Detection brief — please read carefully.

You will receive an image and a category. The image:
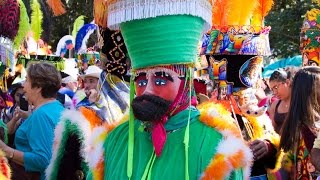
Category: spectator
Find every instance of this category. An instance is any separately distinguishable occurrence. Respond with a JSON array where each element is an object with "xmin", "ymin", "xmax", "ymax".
[
  {"xmin": 0, "ymin": 62, "xmax": 64, "ymax": 180},
  {"xmin": 280, "ymin": 66, "xmax": 320, "ymax": 179}
]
